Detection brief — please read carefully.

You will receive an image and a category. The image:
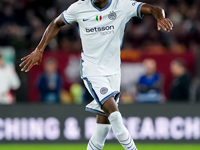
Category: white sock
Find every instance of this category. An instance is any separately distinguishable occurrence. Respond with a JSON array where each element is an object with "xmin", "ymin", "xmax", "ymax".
[
  {"xmin": 87, "ymin": 124, "xmax": 111, "ymax": 150},
  {"xmin": 108, "ymin": 111, "xmax": 137, "ymax": 150}
]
